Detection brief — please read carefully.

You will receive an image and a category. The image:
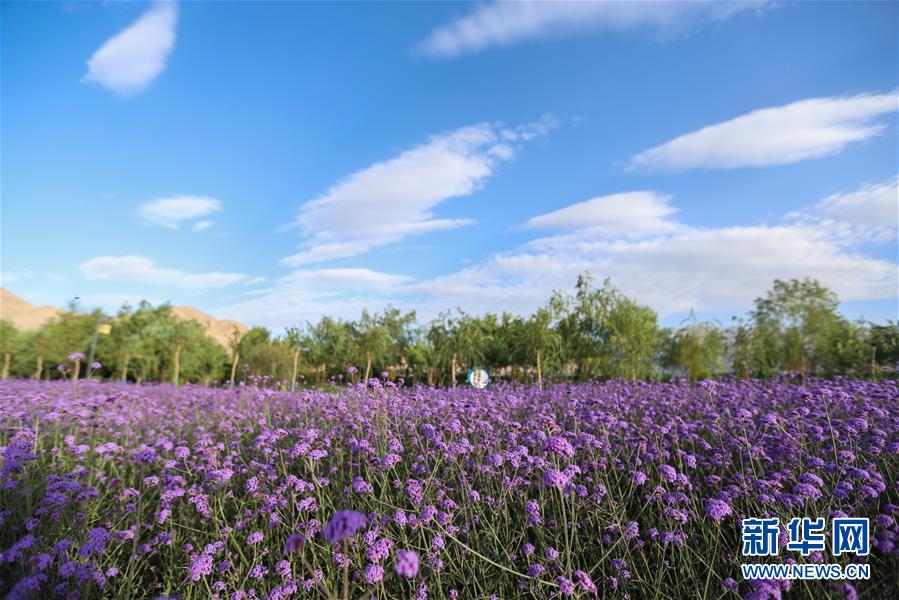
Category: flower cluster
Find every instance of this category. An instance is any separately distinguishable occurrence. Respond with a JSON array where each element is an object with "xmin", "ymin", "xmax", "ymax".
[{"xmin": 0, "ymin": 377, "xmax": 896, "ymax": 599}]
